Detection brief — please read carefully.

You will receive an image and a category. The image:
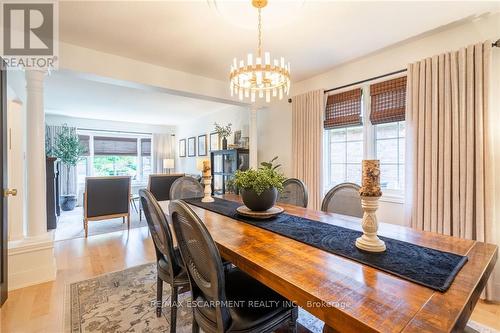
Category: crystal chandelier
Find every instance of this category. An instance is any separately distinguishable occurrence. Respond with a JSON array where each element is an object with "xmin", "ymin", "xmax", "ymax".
[{"xmin": 229, "ymin": 0, "xmax": 290, "ymax": 103}]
